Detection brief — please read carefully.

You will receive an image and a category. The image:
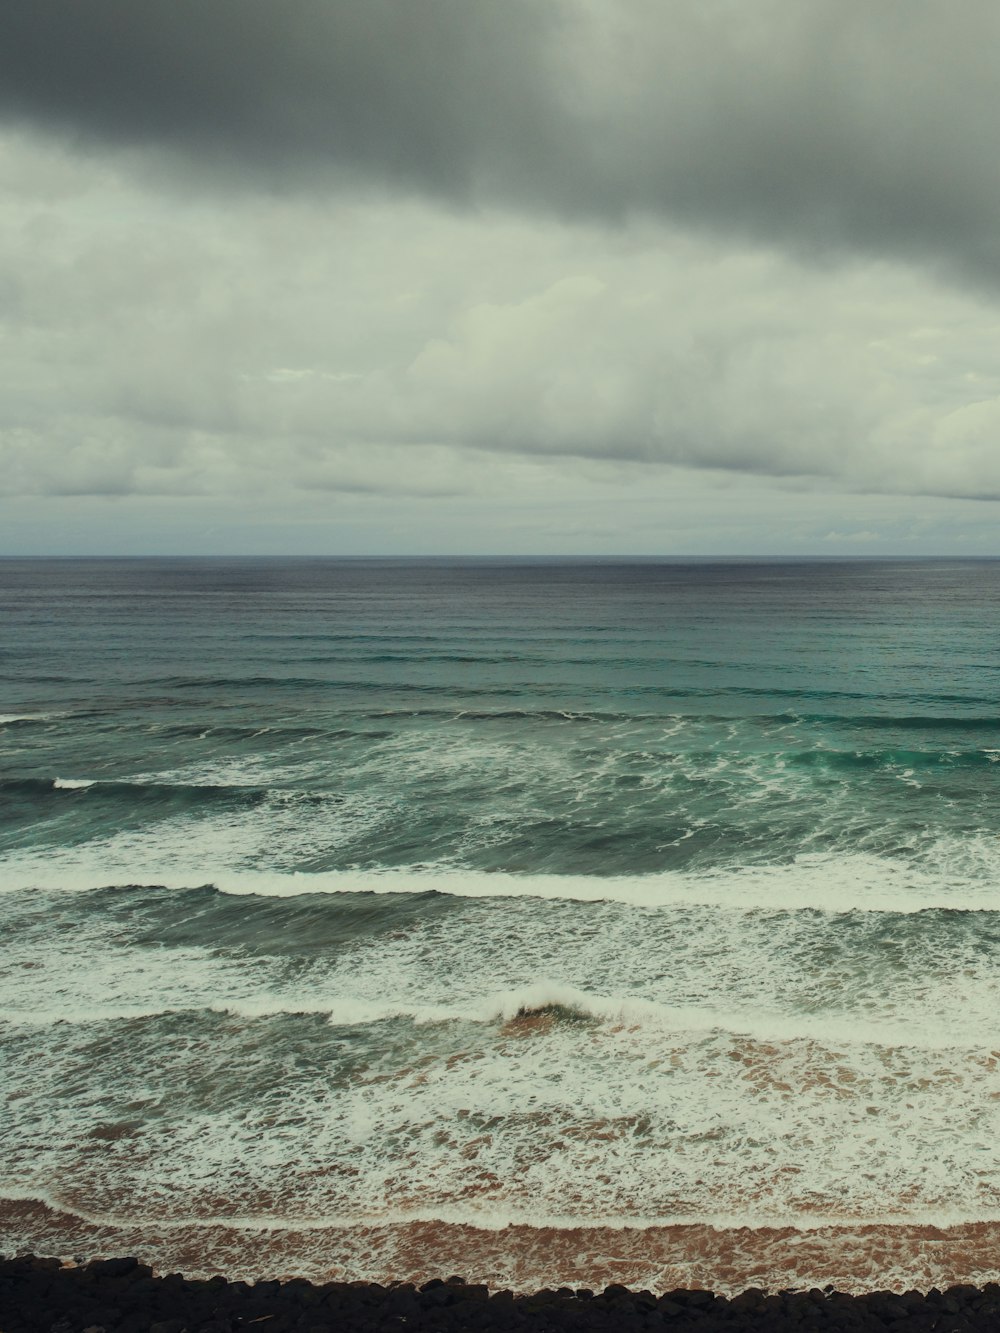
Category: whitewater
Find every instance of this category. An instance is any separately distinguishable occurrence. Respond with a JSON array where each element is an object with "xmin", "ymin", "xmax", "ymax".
[{"xmin": 3, "ymin": 556, "xmax": 1000, "ymax": 1293}]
